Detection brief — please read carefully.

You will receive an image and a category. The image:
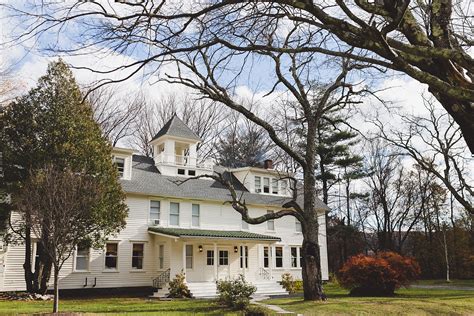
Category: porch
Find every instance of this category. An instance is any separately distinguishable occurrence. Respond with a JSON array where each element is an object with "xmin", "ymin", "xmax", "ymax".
[{"xmin": 148, "ymin": 227, "xmax": 289, "ymax": 297}]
